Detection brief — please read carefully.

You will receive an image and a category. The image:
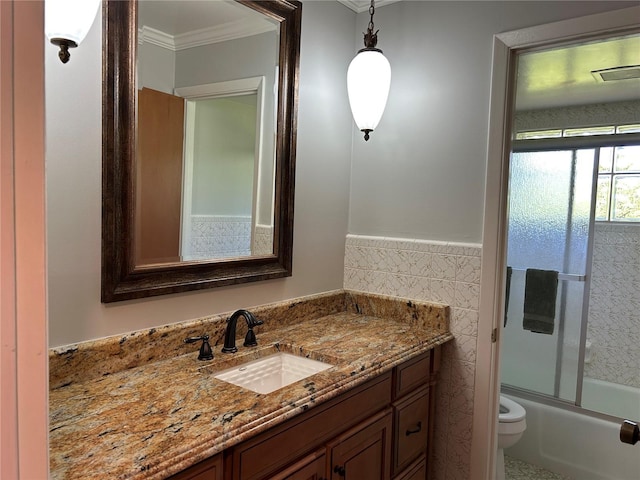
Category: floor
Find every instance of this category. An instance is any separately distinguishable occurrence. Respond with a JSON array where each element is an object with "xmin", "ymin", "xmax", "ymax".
[{"xmin": 505, "ymin": 456, "xmax": 574, "ymax": 480}]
